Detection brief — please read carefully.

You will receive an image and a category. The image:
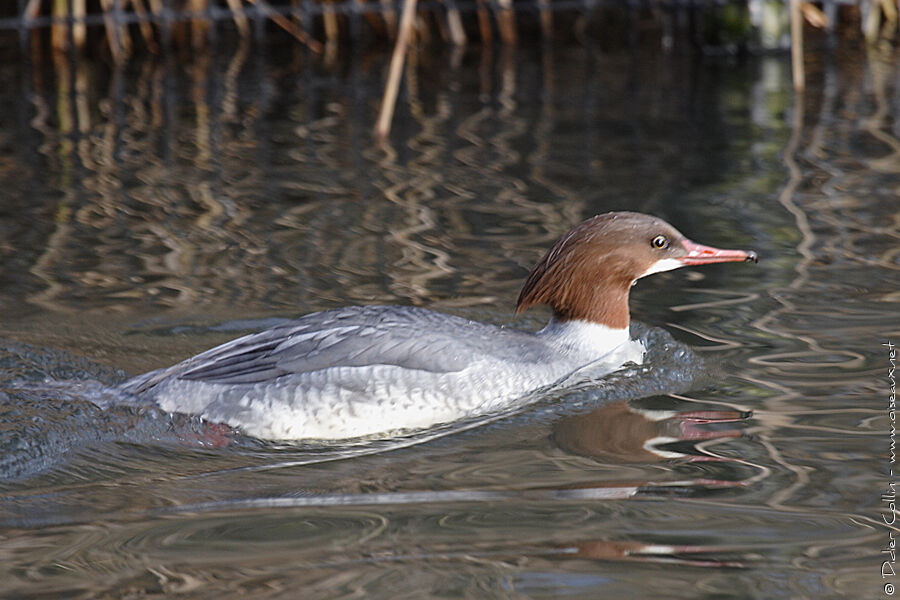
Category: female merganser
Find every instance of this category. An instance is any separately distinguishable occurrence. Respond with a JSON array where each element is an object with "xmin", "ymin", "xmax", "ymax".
[{"xmin": 121, "ymin": 212, "xmax": 757, "ymax": 441}]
